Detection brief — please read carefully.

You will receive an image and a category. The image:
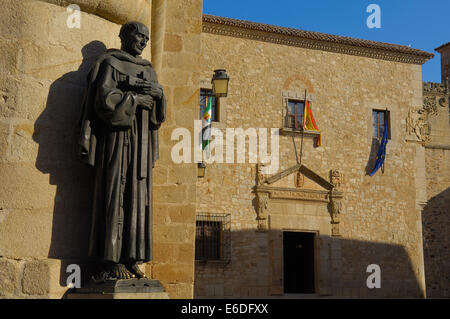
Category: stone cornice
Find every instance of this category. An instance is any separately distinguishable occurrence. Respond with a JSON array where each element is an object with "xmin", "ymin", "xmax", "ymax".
[
  {"xmin": 38, "ymin": 0, "xmax": 151, "ymax": 24},
  {"xmin": 435, "ymin": 42, "xmax": 450, "ymax": 52},
  {"xmin": 202, "ymin": 14, "xmax": 434, "ymax": 65}
]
